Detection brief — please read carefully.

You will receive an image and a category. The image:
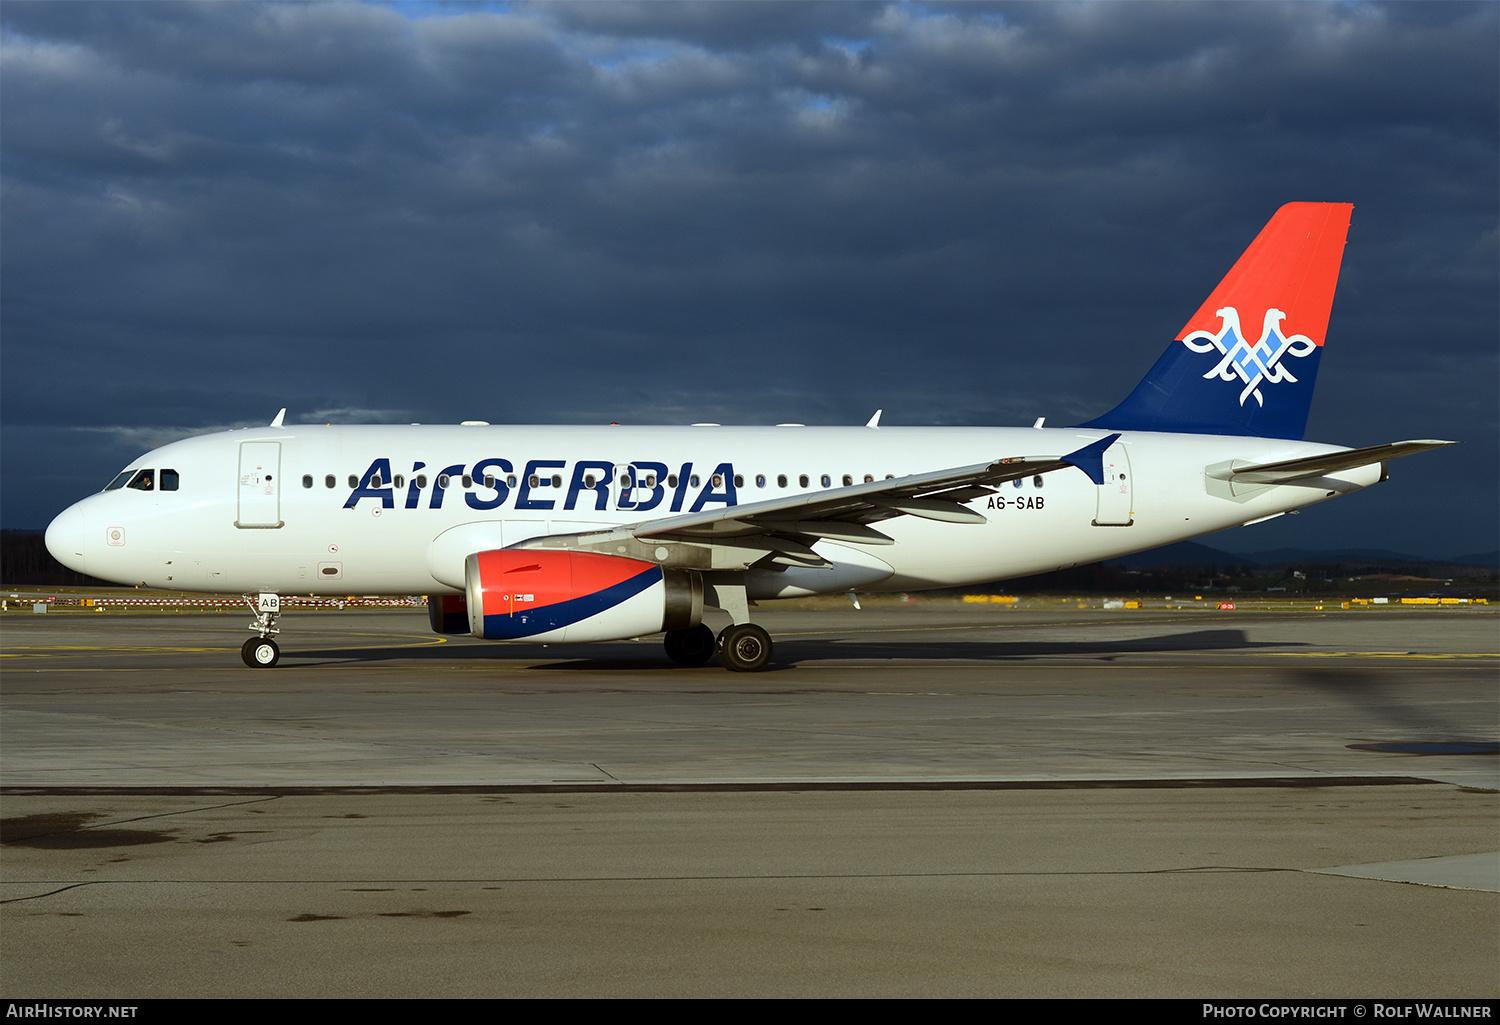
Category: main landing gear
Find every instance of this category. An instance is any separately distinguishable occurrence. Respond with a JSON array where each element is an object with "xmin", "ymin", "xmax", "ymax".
[
  {"xmin": 716, "ymin": 623, "xmax": 773, "ymax": 672},
  {"xmin": 241, "ymin": 592, "xmax": 282, "ymax": 668},
  {"xmin": 663, "ymin": 624, "xmax": 715, "ymax": 666},
  {"xmin": 661, "ymin": 622, "xmax": 774, "ymax": 671},
  {"xmin": 661, "ymin": 575, "xmax": 774, "ymax": 672}
]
